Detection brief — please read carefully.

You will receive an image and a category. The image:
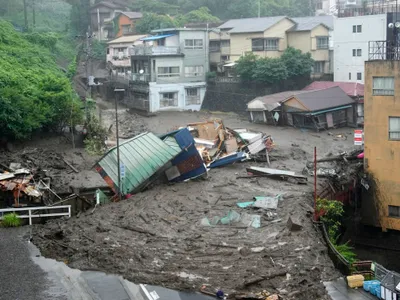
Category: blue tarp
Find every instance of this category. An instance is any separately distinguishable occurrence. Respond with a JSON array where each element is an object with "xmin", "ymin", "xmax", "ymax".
[{"xmin": 140, "ymin": 34, "xmax": 176, "ymax": 41}]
